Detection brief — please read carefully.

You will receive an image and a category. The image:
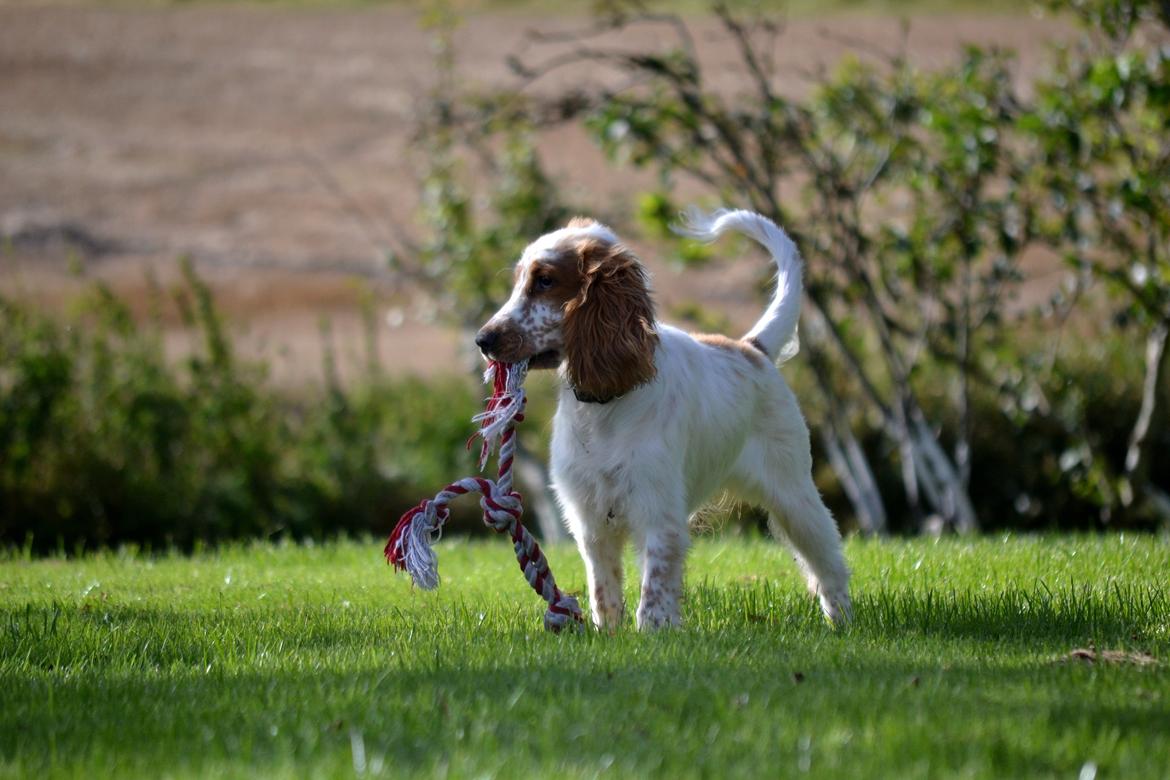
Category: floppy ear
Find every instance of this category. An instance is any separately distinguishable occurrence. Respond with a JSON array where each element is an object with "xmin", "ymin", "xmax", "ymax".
[{"xmin": 562, "ymin": 240, "xmax": 658, "ymax": 400}]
